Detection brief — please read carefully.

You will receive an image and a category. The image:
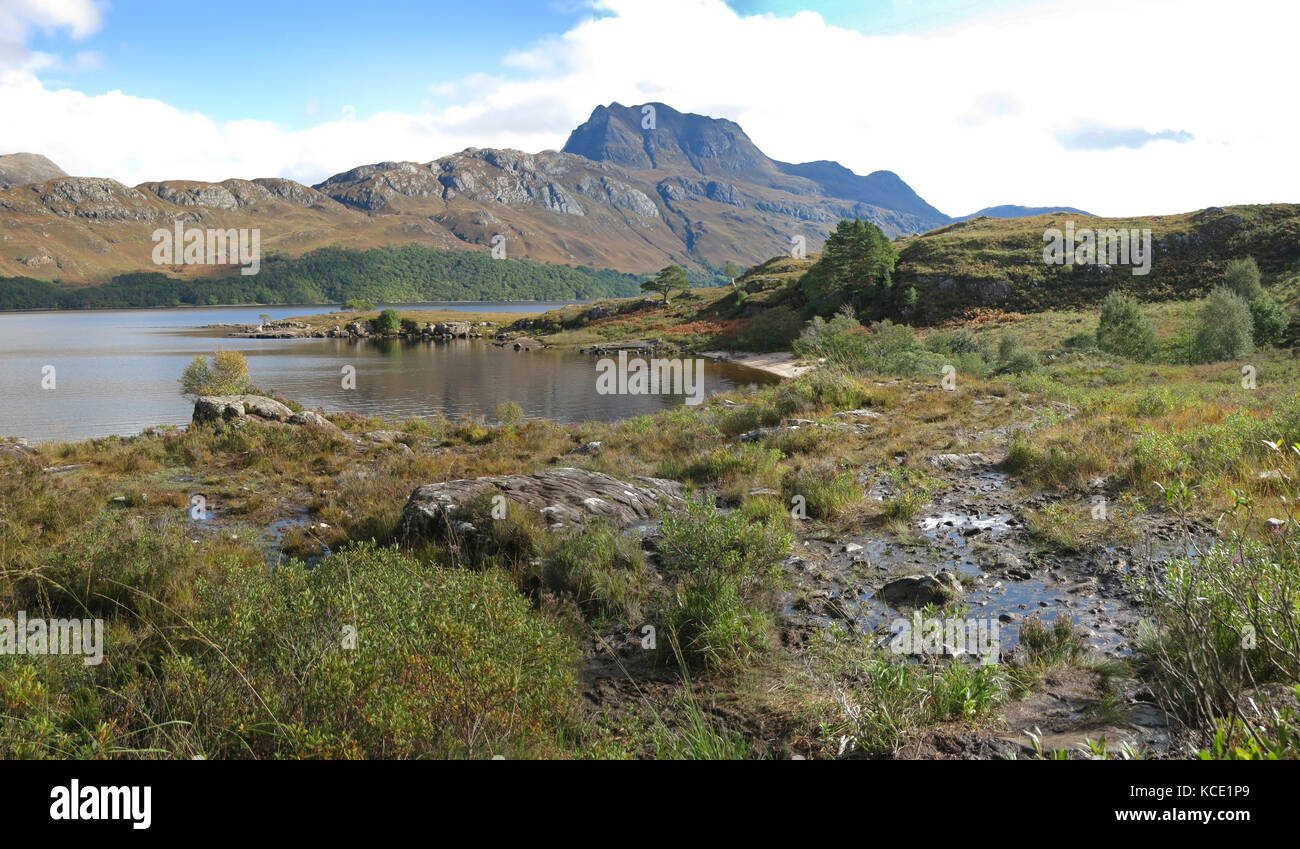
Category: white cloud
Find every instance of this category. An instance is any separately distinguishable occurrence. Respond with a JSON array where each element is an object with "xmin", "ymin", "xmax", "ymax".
[
  {"xmin": 0, "ymin": 0, "xmax": 102, "ymax": 72},
  {"xmin": 0, "ymin": 0, "xmax": 1296, "ymax": 216},
  {"xmin": 0, "ymin": 0, "xmax": 102, "ymax": 40}
]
